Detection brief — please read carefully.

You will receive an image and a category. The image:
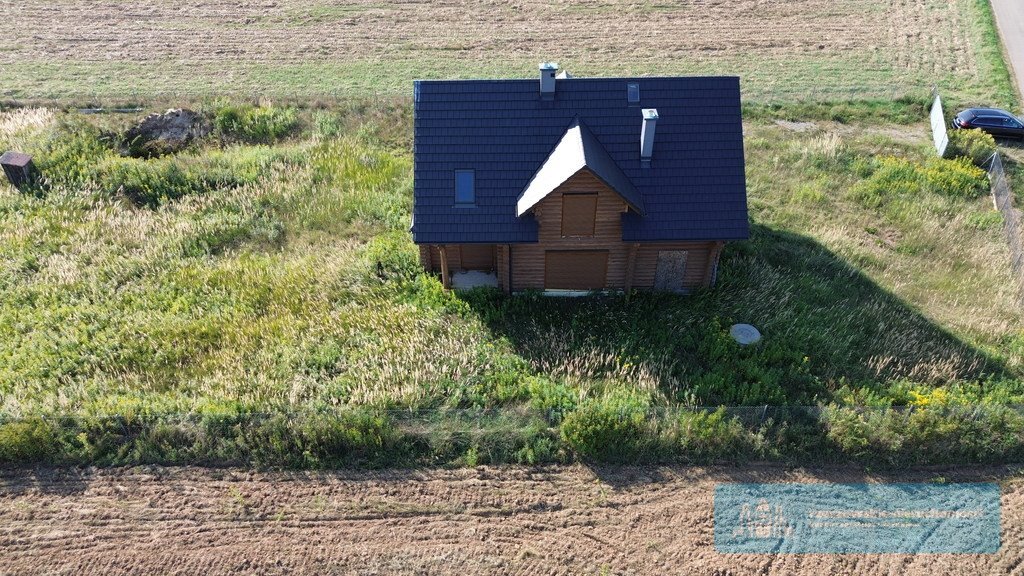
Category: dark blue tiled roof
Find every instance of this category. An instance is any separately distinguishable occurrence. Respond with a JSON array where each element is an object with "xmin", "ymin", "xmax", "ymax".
[{"xmin": 411, "ymin": 75, "xmax": 749, "ymax": 244}]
